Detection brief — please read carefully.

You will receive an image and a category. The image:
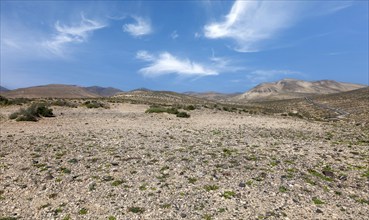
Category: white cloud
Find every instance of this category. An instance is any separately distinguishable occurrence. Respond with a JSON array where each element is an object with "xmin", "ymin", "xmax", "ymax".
[
  {"xmin": 136, "ymin": 50, "xmax": 155, "ymax": 61},
  {"xmin": 136, "ymin": 51, "xmax": 218, "ymax": 77},
  {"xmin": 203, "ymin": 0, "xmax": 352, "ymax": 52},
  {"xmin": 44, "ymin": 14, "xmax": 106, "ymax": 56},
  {"xmin": 123, "ymin": 16, "xmax": 152, "ymax": 37},
  {"xmin": 170, "ymin": 30, "xmax": 179, "ymax": 39}
]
